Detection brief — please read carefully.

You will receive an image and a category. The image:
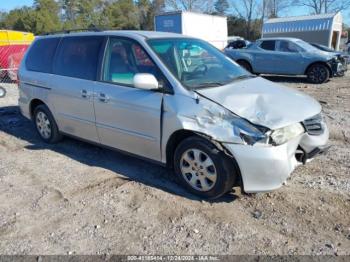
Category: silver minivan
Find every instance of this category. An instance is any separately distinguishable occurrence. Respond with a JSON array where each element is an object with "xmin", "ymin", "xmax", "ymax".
[{"xmin": 19, "ymin": 31, "xmax": 329, "ymax": 199}]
